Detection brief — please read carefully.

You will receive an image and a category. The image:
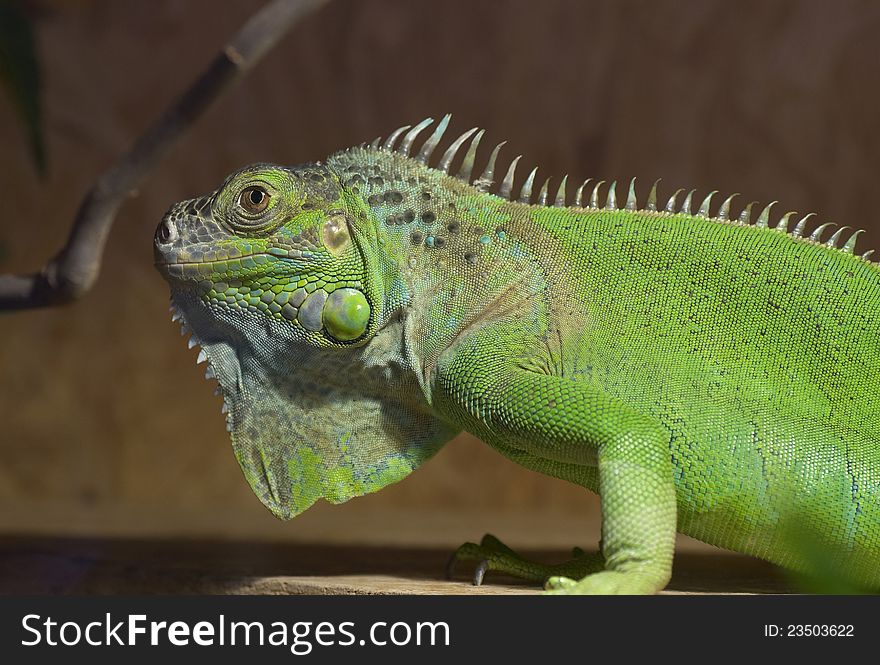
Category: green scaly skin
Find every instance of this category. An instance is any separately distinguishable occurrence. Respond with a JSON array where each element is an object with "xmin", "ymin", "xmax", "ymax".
[{"xmin": 155, "ymin": 116, "xmax": 880, "ymax": 594}]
